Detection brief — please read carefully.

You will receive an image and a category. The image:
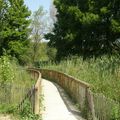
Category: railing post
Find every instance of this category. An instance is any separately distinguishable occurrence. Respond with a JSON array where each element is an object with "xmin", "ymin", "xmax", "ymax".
[
  {"xmin": 34, "ymin": 79, "xmax": 40, "ymax": 114},
  {"xmin": 30, "ymin": 86, "xmax": 35, "ymax": 113},
  {"xmin": 86, "ymin": 88, "xmax": 96, "ymax": 120}
]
